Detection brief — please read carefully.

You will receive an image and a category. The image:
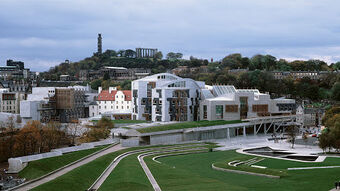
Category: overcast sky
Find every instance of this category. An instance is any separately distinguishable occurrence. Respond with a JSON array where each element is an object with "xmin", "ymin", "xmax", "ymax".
[{"xmin": 0, "ymin": 0, "xmax": 340, "ymax": 71}]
